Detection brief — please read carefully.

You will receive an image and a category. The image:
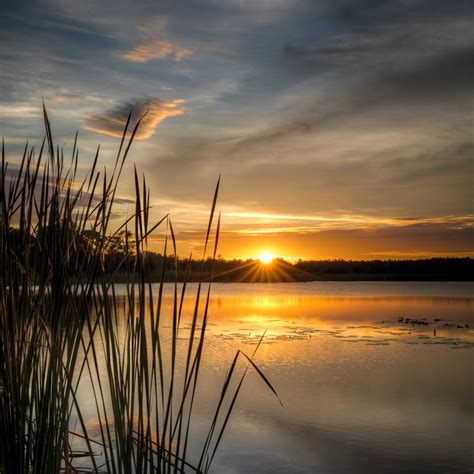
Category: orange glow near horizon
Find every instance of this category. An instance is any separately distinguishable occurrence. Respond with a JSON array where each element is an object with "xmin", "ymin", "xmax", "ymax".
[{"xmin": 143, "ymin": 214, "xmax": 474, "ymax": 261}]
